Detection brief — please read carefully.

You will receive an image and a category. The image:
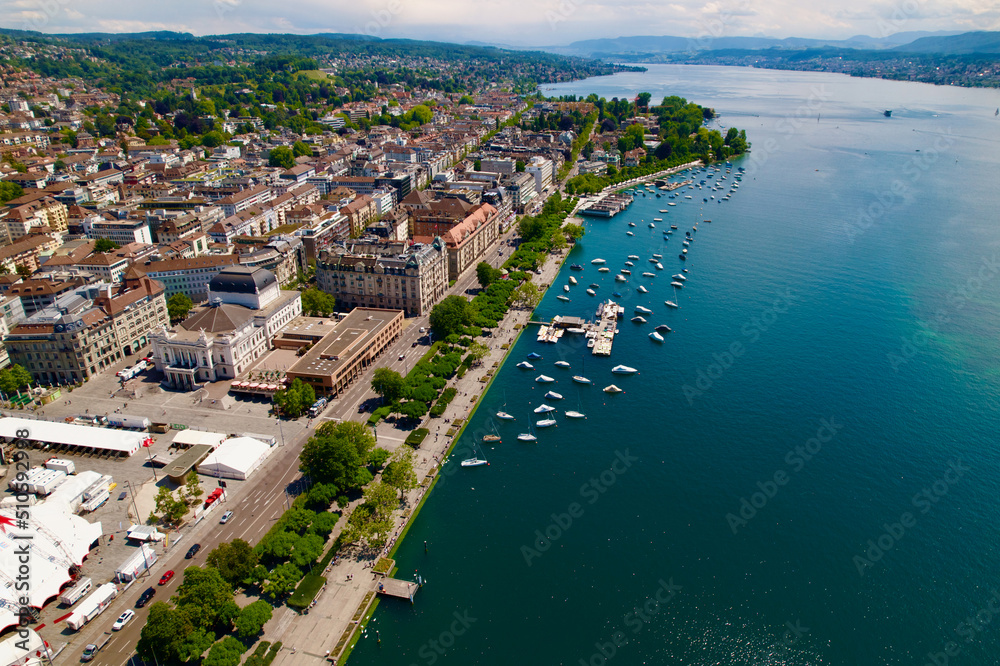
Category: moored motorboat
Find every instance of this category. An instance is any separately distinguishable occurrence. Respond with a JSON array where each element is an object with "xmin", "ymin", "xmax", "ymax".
[
  {"xmin": 642, "ymin": 272, "xmax": 655, "ymax": 277},
  {"xmin": 655, "ymin": 263, "xmax": 664, "ymax": 270},
  {"xmin": 572, "ymin": 375, "xmax": 592, "ymax": 384},
  {"xmin": 603, "ymin": 384, "xmax": 623, "ymax": 394},
  {"xmin": 671, "ymin": 281, "xmax": 684, "ymax": 288},
  {"xmin": 554, "ymin": 361, "xmax": 571, "ymax": 368},
  {"xmin": 544, "ymin": 391, "xmax": 564, "ymax": 400},
  {"xmin": 557, "ymin": 295, "xmax": 571, "ymax": 302},
  {"xmin": 649, "ymin": 331, "xmax": 664, "ymax": 342},
  {"xmin": 570, "ymin": 264, "xmax": 584, "ymax": 271},
  {"xmin": 615, "ymin": 275, "xmax": 627, "ymax": 282},
  {"xmin": 631, "ymin": 316, "xmax": 647, "ymax": 323},
  {"xmin": 569, "ymin": 276, "xmax": 578, "ymax": 285},
  {"xmin": 586, "ymin": 288, "xmax": 596, "ymax": 296},
  {"xmin": 637, "ymin": 285, "xmax": 648, "ymax": 293},
  {"xmin": 598, "ymin": 267, "xmax": 610, "ymax": 272},
  {"xmin": 626, "ymin": 231, "xmax": 634, "ymax": 236},
  {"xmin": 534, "ymin": 404, "xmax": 556, "ymax": 413},
  {"xmin": 564, "ymin": 285, "xmax": 570, "ymax": 292},
  {"xmin": 628, "ymin": 255, "xmax": 640, "ymax": 260},
  {"xmin": 461, "ymin": 457, "xmax": 488, "ymax": 467},
  {"xmin": 527, "ymin": 352, "xmax": 542, "ymax": 359},
  {"xmin": 612, "ymin": 365, "xmax": 638, "ymax": 374},
  {"xmin": 655, "ymin": 325, "xmax": 672, "ymax": 333},
  {"xmin": 635, "ymin": 305, "xmax": 652, "ymax": 314},
  {"xmin": 565, "ymin": 410, "xmax": 586, "ymax": 419},
  {"xmin": 672, "ymin": 273, "xmax": 686, "ymax": 281},
  {"xmin": 591, "ymin": 258, "xmax": 606, "ymax": 265},
  {"xmin": 536, "ymin": 374, "xmax": 555, "ymax": 383},
  {"xmin": 516, "ymin": 361, "xmax": 534, "ymax": 369}
]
